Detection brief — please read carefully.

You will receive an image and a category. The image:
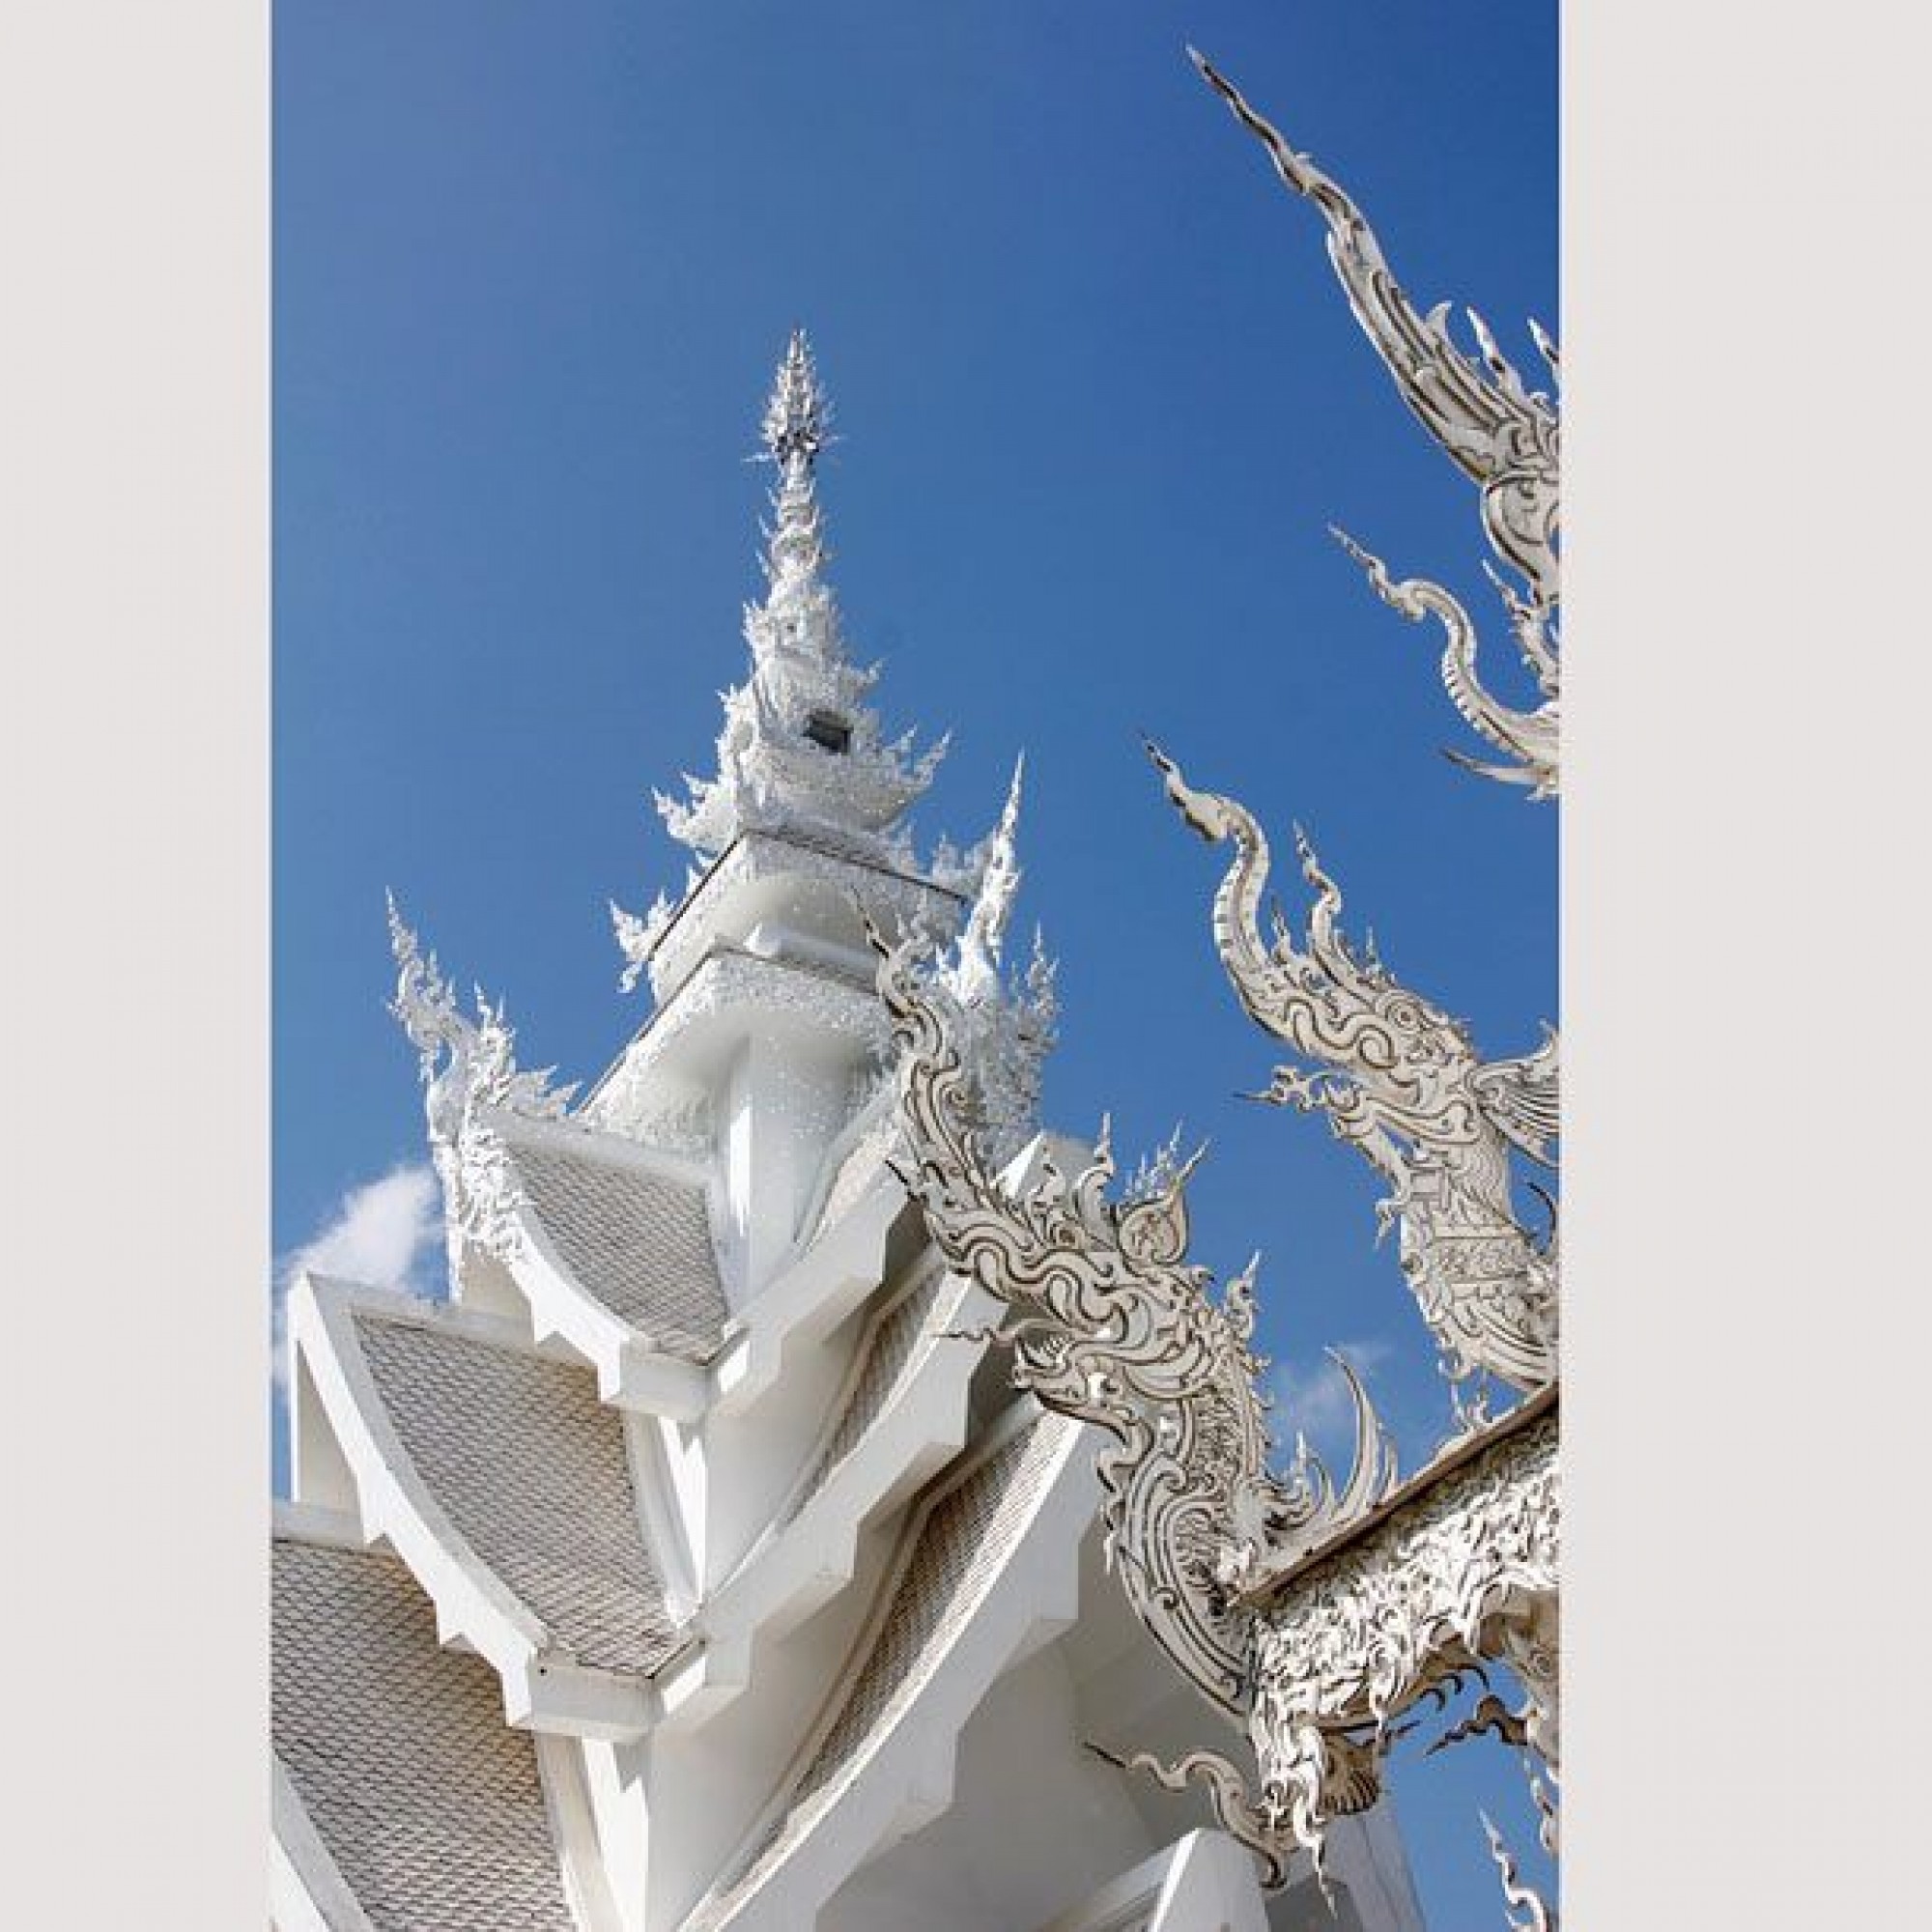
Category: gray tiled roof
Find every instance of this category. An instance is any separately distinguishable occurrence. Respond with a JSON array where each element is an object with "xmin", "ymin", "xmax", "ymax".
[
  {"xmin": 810, "ymin": 1111, "xmax": 896, "ymax": 1244},
  {"xmin": 785, "ymin": 1265, "xmax": 963, "ymax": 1523},
  {"xmin": 704, "ymin": 1410, "xmax": 1074, "ymax": 1919},
  {"xmin": 272, "ymin": 1535, "xmax": 575, "ymax": 1932},
  {"xmin": 352, "ymin": 1307, "xmax": 681, "ymax": 1676},
  {"xmin": 515, "ymin": 1138, "xmax": 728, "ymax": 1362}
]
